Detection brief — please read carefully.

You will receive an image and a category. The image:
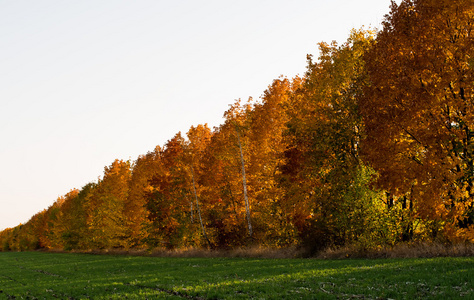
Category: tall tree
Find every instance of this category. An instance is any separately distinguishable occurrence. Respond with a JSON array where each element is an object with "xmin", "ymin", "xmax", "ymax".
[
  {"xmin": 125, "ymin": 147, "xmax": 162, "ymax": 248},
  {"xmin": 198, "ymin": 124, "xmax": 246, "ymax": 247},
  {"xmin": 86, "ymin": 159, "xmax": 131, "ymax": 249},
  {"xmin": 223, "ymin": 100, "xmax": 254, "ymax": 240},
  {"xmin": 51, "ymin": 189, "xmax": 83, "ymax": 250},
  {"xmin": 285, "ymin": 29, "xmax": 385, "ymax": 250},
  {"xmin": 360, "ymin": 0, "xmax": 474, "ymax": 240},
  {"xmin": 247, "ymin": 77, "xmax": 303, "ymax": 246},
  {"xmin": 145, "ymin": 134, "xmax": 188, "ymax": 248},
  {"xmin": 186, "ymin": 124, "xmax": 213, "ymax": 247}
]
